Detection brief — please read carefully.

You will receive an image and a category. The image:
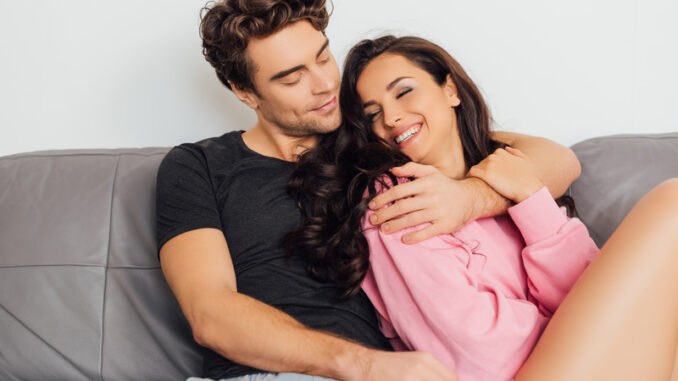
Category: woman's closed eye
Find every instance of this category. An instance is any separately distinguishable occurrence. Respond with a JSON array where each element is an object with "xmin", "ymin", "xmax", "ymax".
[
  {"xmin": 366, "ymin": 110, "xmax": 381, "ymax": 123},
  {"xmin": 396, "ymin": 87, "xmax": 412, "ymax": 99}
]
